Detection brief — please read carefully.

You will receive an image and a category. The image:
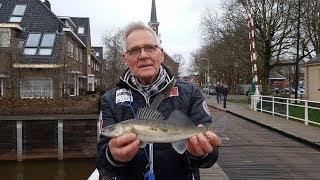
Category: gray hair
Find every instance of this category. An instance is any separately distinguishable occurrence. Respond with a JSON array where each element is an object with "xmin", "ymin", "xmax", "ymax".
[{"xmin": 121, "ymin": 21, "xmax": 161, "ymax": 53}]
